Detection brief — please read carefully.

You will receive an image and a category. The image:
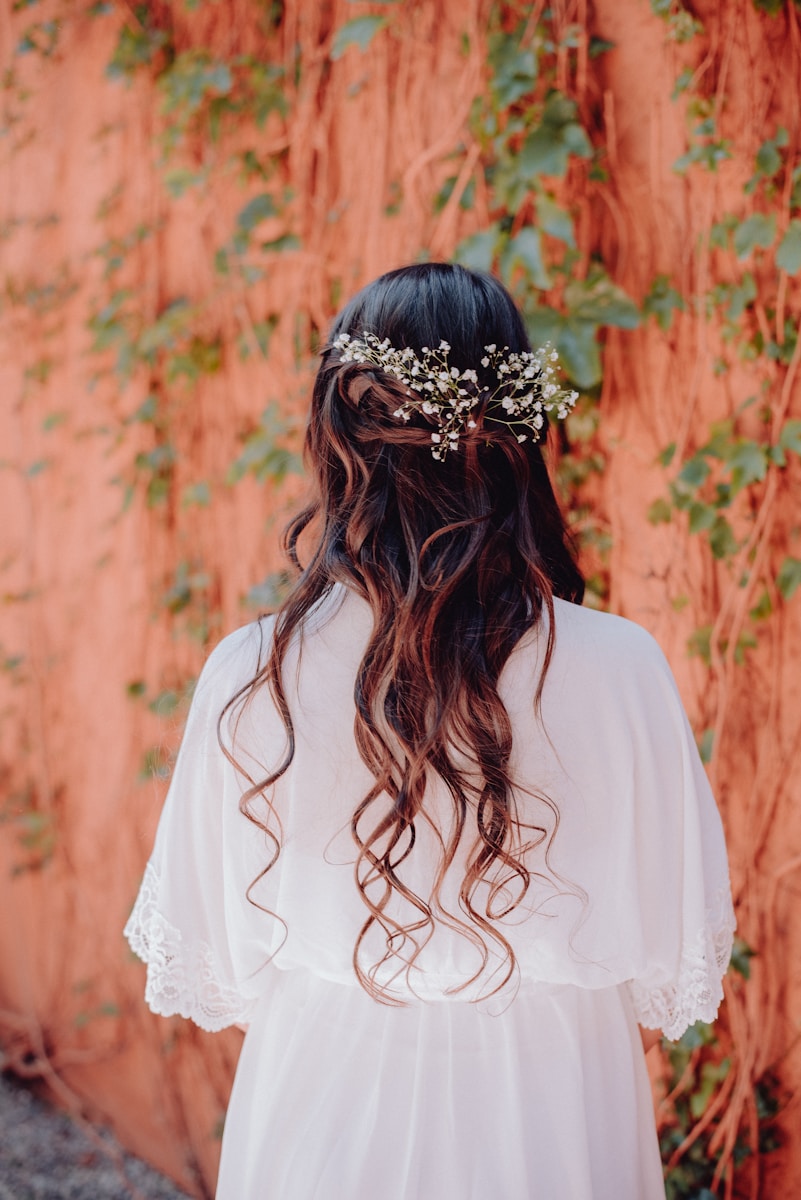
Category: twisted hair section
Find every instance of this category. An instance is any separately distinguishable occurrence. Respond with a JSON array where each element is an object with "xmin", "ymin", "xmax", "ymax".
[{"xmin": 224, "ymin": 264, "xmax": 585, "ymax": 1002}]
